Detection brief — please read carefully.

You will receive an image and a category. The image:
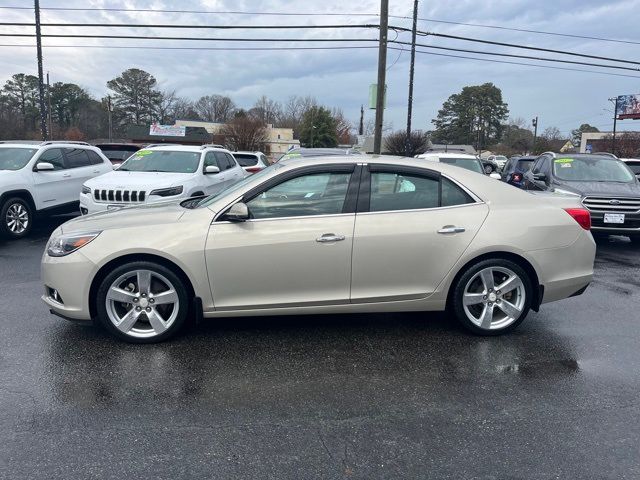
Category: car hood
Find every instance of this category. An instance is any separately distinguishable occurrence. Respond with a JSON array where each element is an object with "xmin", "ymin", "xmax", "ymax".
[
  {"xmin": 554, "ymin": 180, "xmax": 640, "ymax": 197},
  {"xmin": 60, "ymin": 201, "xmax": 186, "ymax": 234},
  {"xmin": 85, "ymin": 171, "xmax": 195, "ymax": 190}
]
